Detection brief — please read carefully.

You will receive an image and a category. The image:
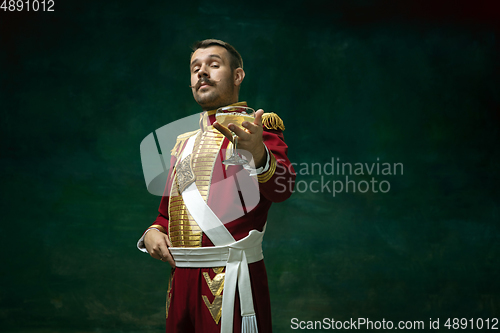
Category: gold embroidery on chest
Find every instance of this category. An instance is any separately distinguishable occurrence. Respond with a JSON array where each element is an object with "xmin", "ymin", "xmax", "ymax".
[
  {"xmin": 167, "ymin": 128, "xmax": 224, "ymax": 248},
  {"xmin": 192, "ymin": 129, "xmax": 224, "ymax": 201},
  {"xmin": 176, "ymin": 154, "xmax": 195, "ymax": 193},
  {"xmin": 168, "ymin": 187, "xmax": 202, "ymax": 247}
]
